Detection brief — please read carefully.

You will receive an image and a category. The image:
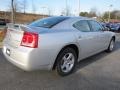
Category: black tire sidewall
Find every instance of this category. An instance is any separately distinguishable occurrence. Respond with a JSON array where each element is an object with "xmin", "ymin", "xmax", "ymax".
[
  {"xmin": 107, "ymin": 38, "xmax": 115, "ymax": 52},
  {"xmin": 56, "ymin": 48, "xmax": 77, "ymax": 76}
]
